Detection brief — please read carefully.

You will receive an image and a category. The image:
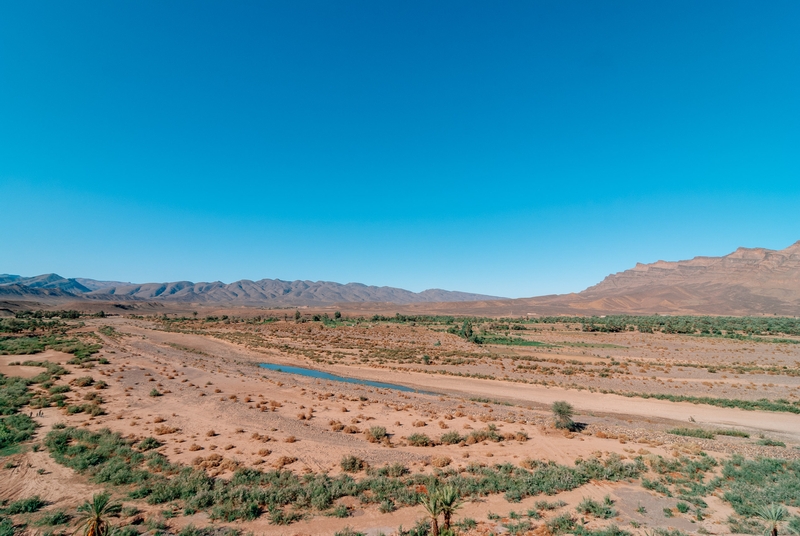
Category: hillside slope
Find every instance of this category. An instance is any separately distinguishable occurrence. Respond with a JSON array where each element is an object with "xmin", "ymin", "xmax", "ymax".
[{"xmin": 0, "ymin": 274, "xmax": 502, "ymax": 305}]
